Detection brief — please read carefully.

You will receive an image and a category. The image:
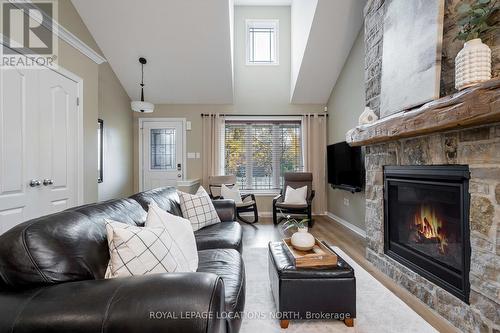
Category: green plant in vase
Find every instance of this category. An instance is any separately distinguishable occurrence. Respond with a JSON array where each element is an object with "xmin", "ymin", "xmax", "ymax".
[
  {"xmin": 281, "ymin": 216, "xmax": 309, "ymax": 237},
  {"xmin": 281, "ymin": 216, "xmax": 315, "ymax": 251},
  {"xmin": 456, "ymin": 0, "xmax": 498, "ymax": 42},
  {"xmin": 454, "ymin": 0, "xmax": 498, "ymax": 90}
]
